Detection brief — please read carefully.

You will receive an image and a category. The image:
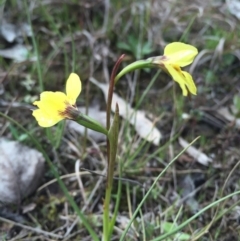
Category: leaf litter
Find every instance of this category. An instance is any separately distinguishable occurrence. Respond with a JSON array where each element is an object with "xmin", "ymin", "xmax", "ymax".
[
  {"xmin": 0, "ymin": 20, "xmax": 32, "ymax": 43},
  {"xmin": 0, "ymin": 19, "xmax": 35, "ymax": 62}
]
